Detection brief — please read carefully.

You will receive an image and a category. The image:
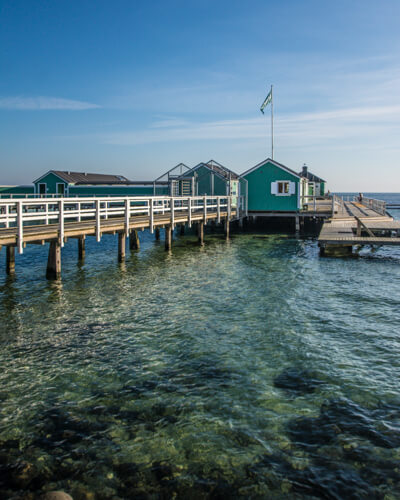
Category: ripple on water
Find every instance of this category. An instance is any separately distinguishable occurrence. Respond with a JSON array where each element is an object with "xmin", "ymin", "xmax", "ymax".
[{"xmin": 0, "ymin": 232, "xmax": 400, "ymax": 498}]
